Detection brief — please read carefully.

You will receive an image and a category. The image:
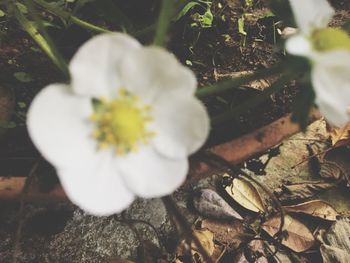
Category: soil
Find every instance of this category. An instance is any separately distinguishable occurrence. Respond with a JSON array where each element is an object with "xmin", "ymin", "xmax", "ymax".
[{"xmin": 0, "ymin": 0, "xmax": 349, "ymax": 262}]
